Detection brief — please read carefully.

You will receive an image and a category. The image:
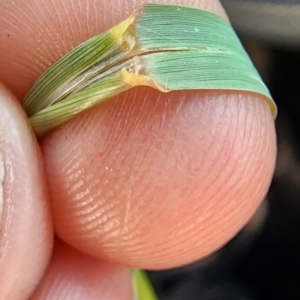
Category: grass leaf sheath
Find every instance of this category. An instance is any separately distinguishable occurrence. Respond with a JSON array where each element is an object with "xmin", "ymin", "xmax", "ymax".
[{"xmin": 22, "ymin": 4, "xmax": 277, "ymax": 137}]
